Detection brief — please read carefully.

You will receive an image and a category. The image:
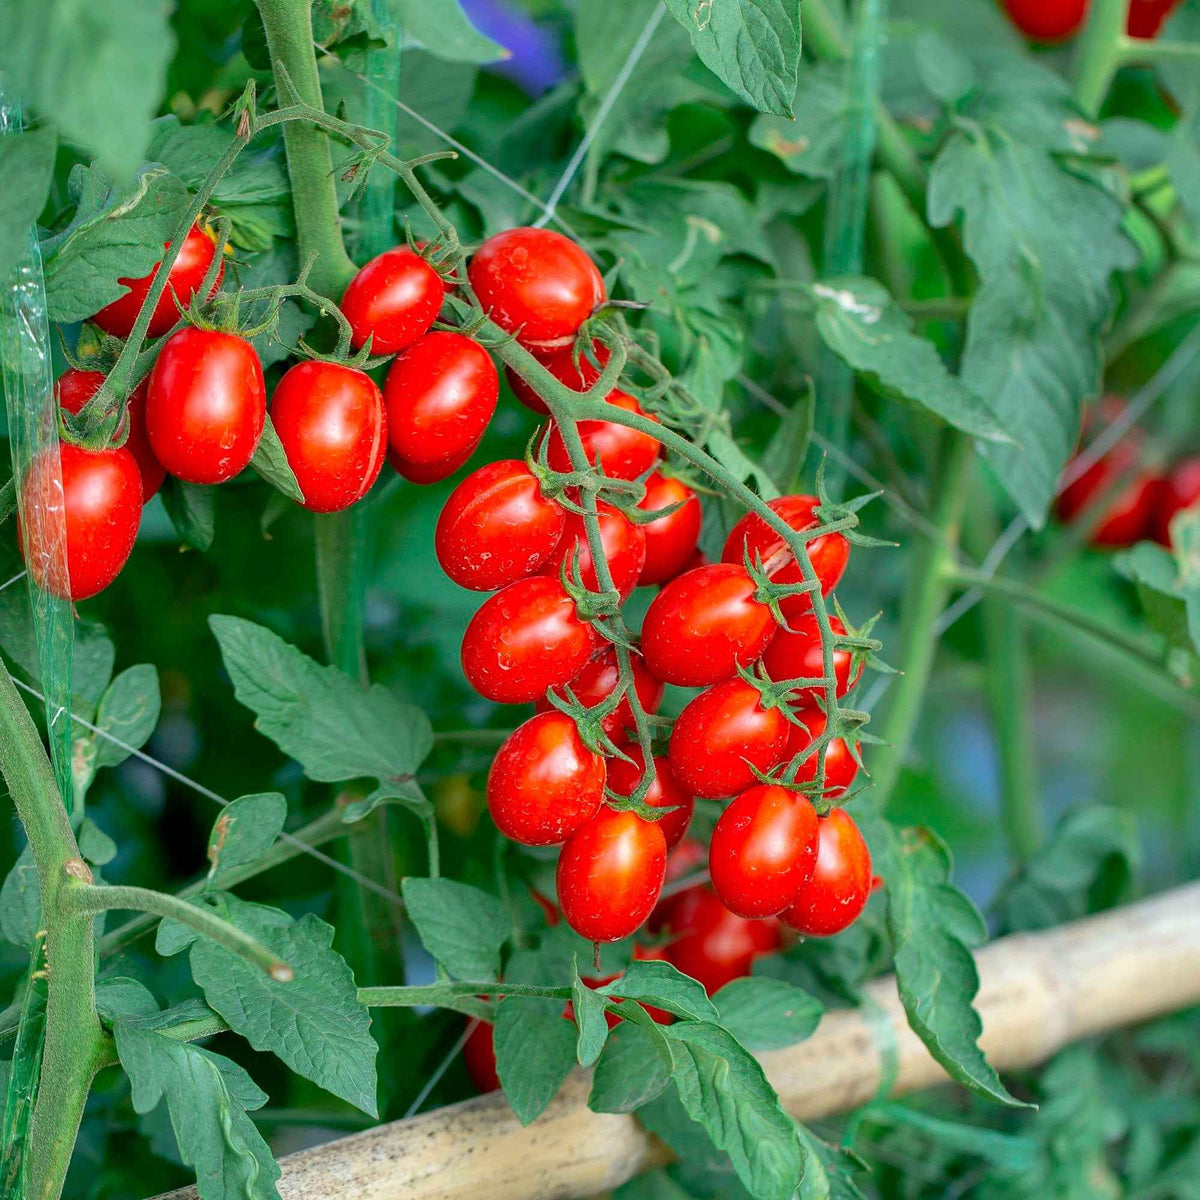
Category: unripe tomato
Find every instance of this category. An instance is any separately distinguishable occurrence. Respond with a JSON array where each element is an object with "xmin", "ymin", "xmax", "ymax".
[
  {"xmin": 783, "ymin": 807, "xmax": 872, "ymax": 937},
  {"xmin": 1128, "ymin": 0, "xmax": 1182, "ymax": 37},
  {"xmin": 469, "ymin": 227, "xmax": 605, "ymax": 350},
  {"xmin": 557, "ymin": 808, "xmax": 666, "ymax": 942},
  {"xmin": 269, "ymin": 361, "xmax": 386, "ymax": 513},
  {"xmin": 56, "ymin": 369, "xmax": 166, "ymax": 500},
  {"xmin": 668, "ymin": 678, "xmax": 791, "ymax": 800},
  {"xmin": 536, "ymin": 645, "xmax": 665, "ymax": 739},
  {"xmin": 341, "ymin": 246, "xmax": 444, "ymax": 355},
  {"xmin": 436, "ymin": 459, "xmax": 566, "ymax": 590},
  {"xmin": 22, "ymin": 443, "xmax": 142, "ymax": 600},
  {"xmin": 637, "ymin": 472, "xmax": 702, "ymax": 585},
  {"xmin": 721, "ymin": 495, "xmax": 849, "ymax": 620},
  {"xmin": 486, "ymin": 711, "xmax": 605, "ymax": 845},
  {"xmin": 146, "ymin": 327, "xmax": 266, "ymax": 485},
  {"xmin": 384, "ymin": 333, "xmax": 499, "ymax": 481},
  {"xmin": 761, "ymin": 612, "xmax": 862, "ymax": 708},
  {"xmin": 1057, "ymin": 433, "xmax": 1161, "ymax": 549},
  {"xmin": 640, "ymin": 562, "xmax": 778, "ymax": 687},
  {"xmin": 1154, "ymin": 456, "xmax": 1200, "ymax": 546},
  {"xmin": 462, "ymin": 1019, "xmax": 500, "ymax": 1093},
  {"xmin": 786, "ymin": 709, "xmax": 860, "ymax": 800},
  {"xmin": 1000, "ymin": 0, "xmax": 1087, "ymax": 41},
  {"xmin": 90, "ymin": 224, "xmax": 223, "ymax": 340},
  {"xmin": 607, "ymin": 743, "xmax": 694, "ymax": 851},
  {"xmin": 461, "ymin": 576, "xmax": 598, "ymax": 704},
  {"xmin": 709, "ymin": 785, "xmax": 819, "ymax": 919},
  {"xmin": 505, "ymin": 340, "xmax": 609, "ymax": 415},
  {"xmin": 537, "ymin": 502, "xmax": 646, "ymax": 598},
  {"xmin": 545, "ymin": 391, "xmax": 661, "ymax": 481}
]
